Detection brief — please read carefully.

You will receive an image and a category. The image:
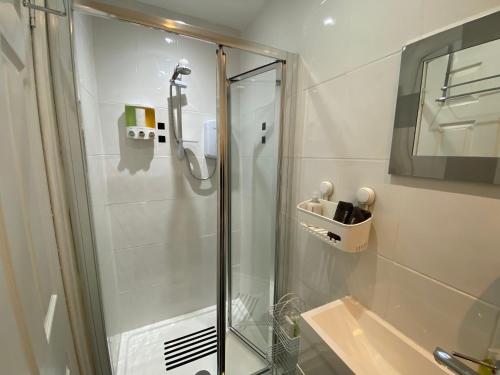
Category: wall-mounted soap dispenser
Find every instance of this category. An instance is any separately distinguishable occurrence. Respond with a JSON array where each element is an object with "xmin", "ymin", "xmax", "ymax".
[{"xmin": 125, "ymin": 105, "xmax": 156, "ymax": 140}]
